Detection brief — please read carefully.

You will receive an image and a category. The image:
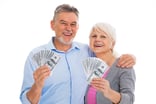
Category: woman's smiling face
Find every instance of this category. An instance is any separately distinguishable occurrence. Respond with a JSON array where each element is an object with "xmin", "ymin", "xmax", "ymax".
[{"xmin": 89, "ymin": 28, "xmax": 114, "ymax": 54}]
